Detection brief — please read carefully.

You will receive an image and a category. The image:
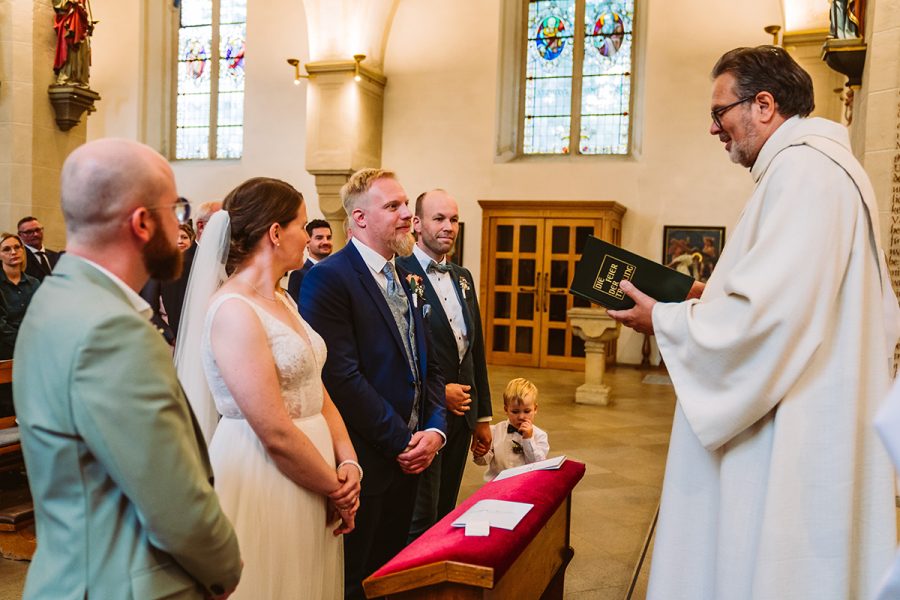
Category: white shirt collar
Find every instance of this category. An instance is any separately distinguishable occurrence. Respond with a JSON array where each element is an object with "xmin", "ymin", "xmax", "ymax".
[
  {"xmin": 351, "ymin": 237, "xmax": 394, "ymax": 273},
  {"xmin": 78, "ymin": 257, "xmax": 153, "ymax": 320},
  {"xmin": 24, "ymin": 244, "xmax": 44, "ymax": 253},
  {"xmin": 412, "ymin": 244, "xmax": 447, "ymax": 272},
  {"xmin": 307, "ymin": 256, "xmax": 319, "ymax": 265}
]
